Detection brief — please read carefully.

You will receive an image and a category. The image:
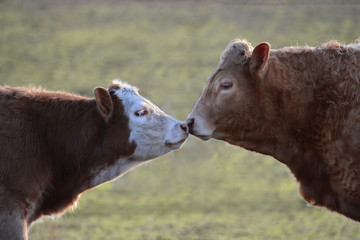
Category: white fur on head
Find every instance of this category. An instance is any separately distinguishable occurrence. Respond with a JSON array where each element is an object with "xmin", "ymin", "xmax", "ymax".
[
  {"xmin": 88, "ymin": 80, "xmax": 188, "ymax": 189},
  {"xmin": 112, "ymin": 80, "xmax": 188, "ymax": 161},
  {"xmin": 111, "ymin": 79, "xmax": 139, "ymax": 108}
]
